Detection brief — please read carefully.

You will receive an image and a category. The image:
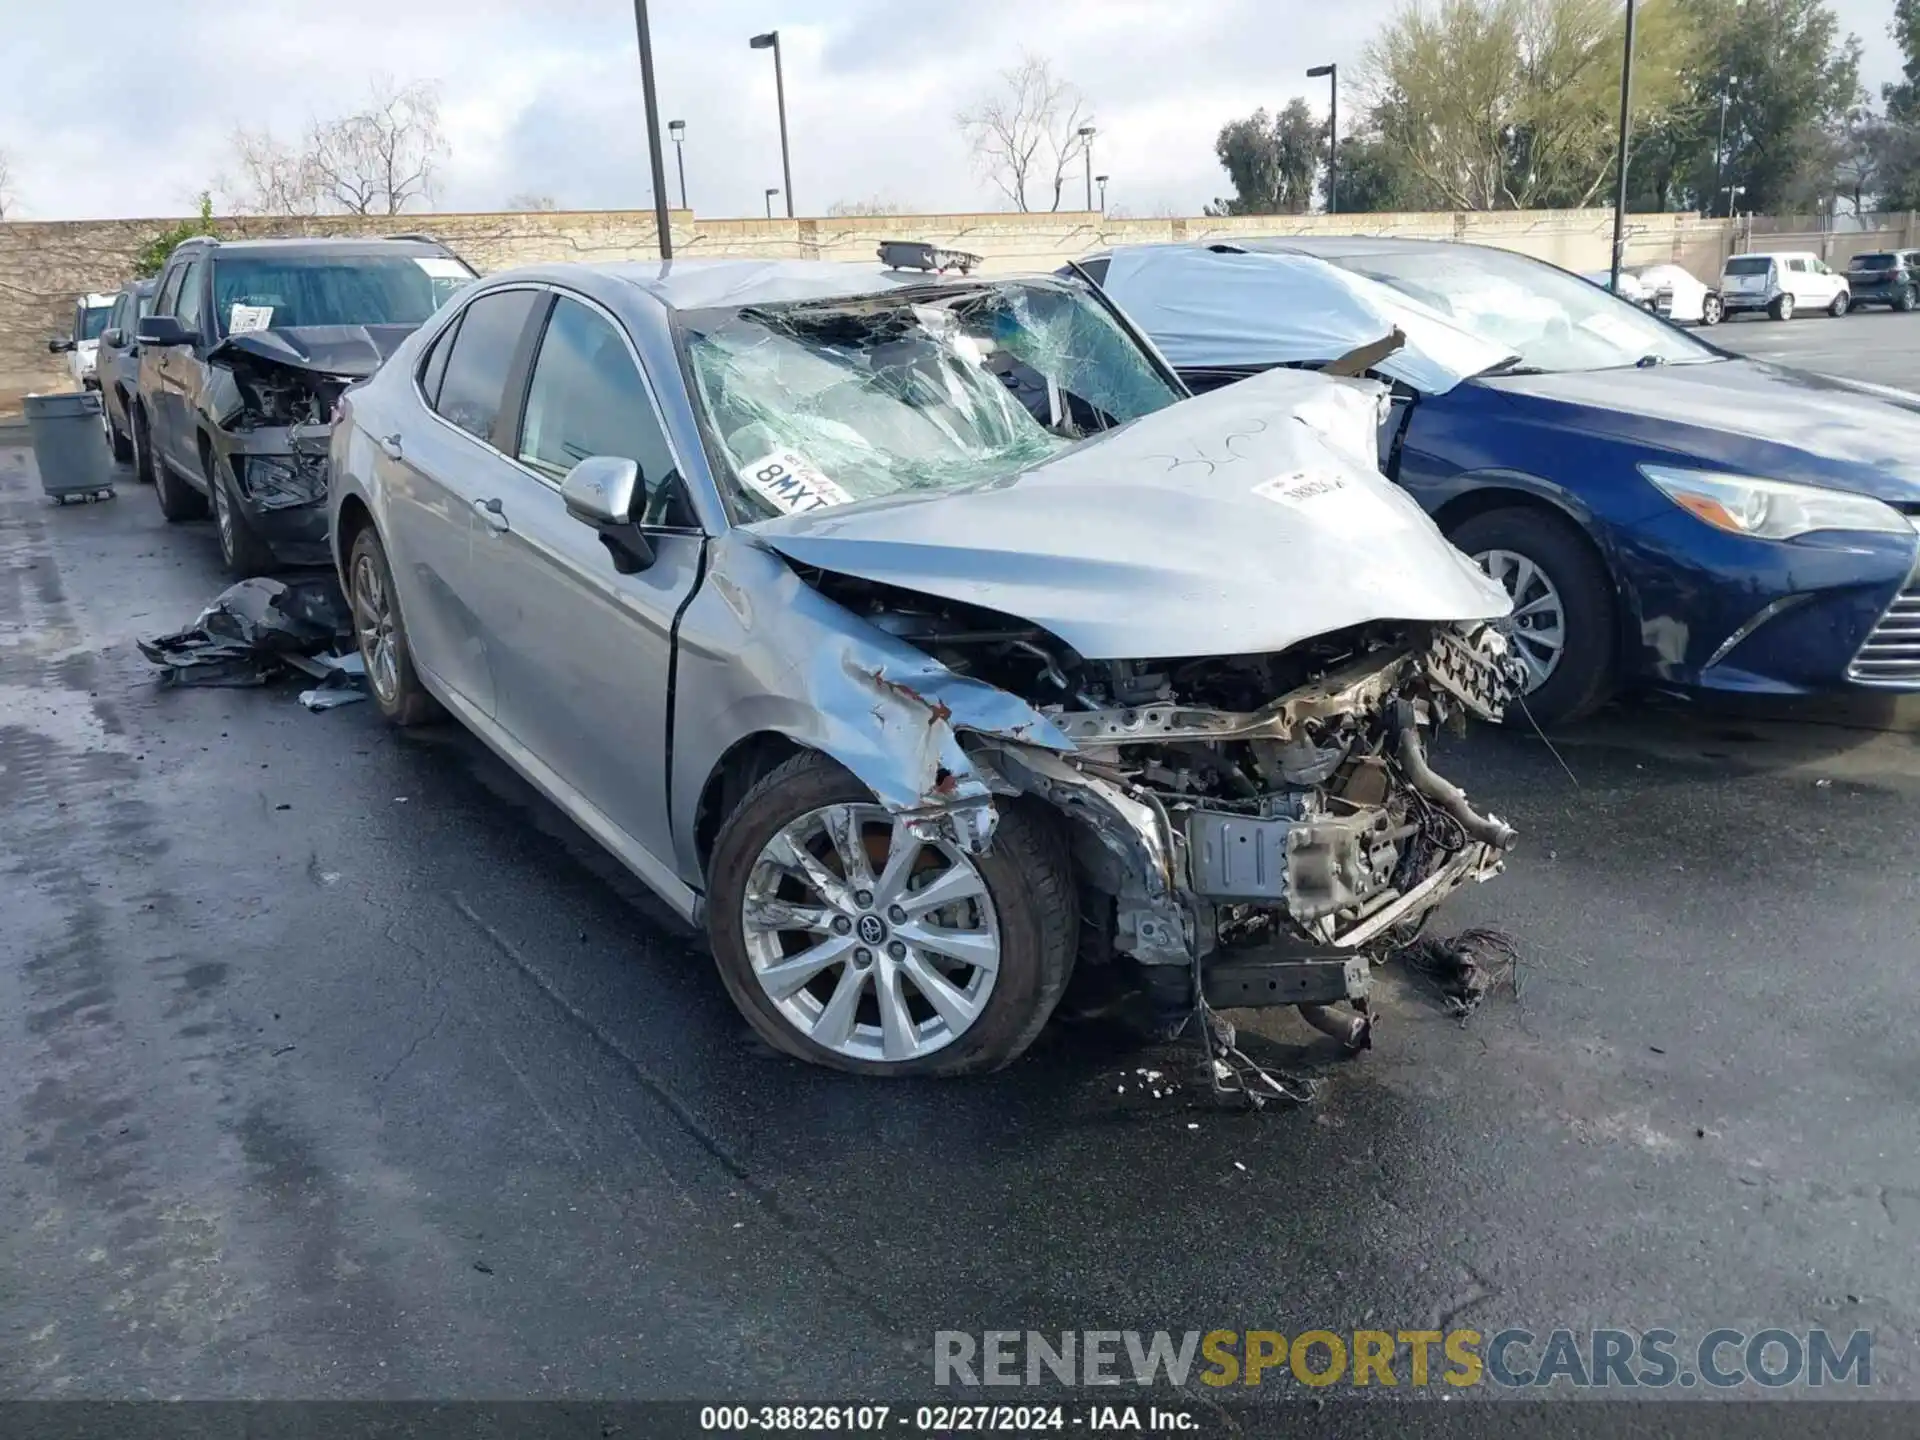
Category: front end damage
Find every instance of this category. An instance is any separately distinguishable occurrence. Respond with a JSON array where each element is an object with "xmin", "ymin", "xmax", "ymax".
[
  {"xmin": 204, "ymin": 327, "xmax": 414, "ymax": 562},
  {"xmin": 826, "ymin": 575, "xmax": 1525, "ymax": 1061}
]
